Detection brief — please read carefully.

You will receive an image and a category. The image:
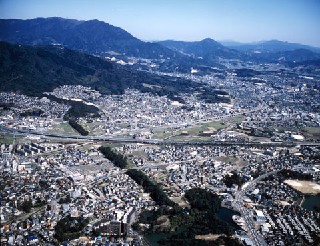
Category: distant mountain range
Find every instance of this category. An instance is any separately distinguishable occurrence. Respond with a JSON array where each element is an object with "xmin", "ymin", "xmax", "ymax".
[
  {"xmin": 159, "ymin": 39, "xmax": 320, "ymax": 63},
  {"xmin": 157, "ymin": 38, "xmax": 242, "ymax": 62},
  {"xmin": 1, "ymin": 17, "xmax": 320, "ymax": 65},
  {"xmin": 222, "ymin": 40, "xmax": 320, "ymax": 53}
]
